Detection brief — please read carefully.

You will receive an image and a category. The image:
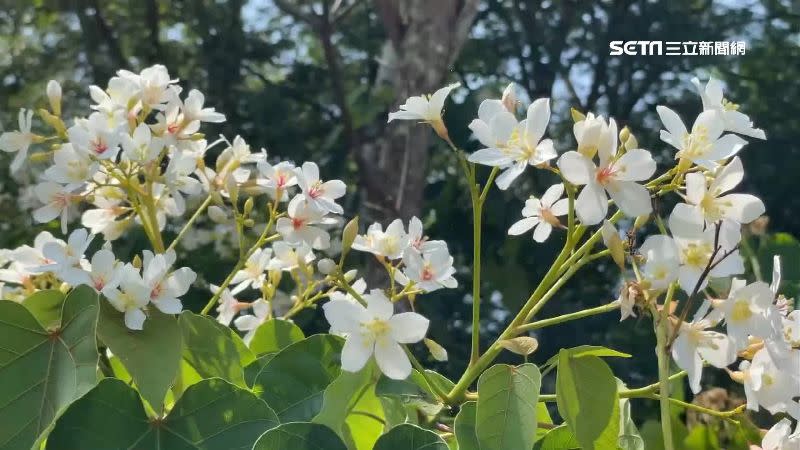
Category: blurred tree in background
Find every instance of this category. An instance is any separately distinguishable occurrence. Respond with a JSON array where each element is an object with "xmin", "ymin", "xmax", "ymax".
[{"xmin": 1, "ymin": 0, "xmax": 798, "ymax": 429}]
